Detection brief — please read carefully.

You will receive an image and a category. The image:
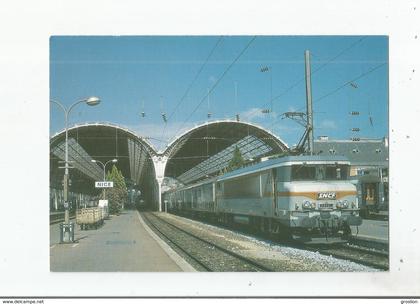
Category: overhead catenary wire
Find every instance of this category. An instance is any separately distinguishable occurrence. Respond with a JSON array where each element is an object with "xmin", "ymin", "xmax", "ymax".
[
  {"xmin": 167, "ymin": 36, "xmax": 223, "ymax": 122},
  {"xmin": 241, "ymin": 37, "xmax": 367, "ymax": 122},
  {"xmin": 176, "ymin": 36, "xmax": 257, "ymax": 135},
  {"xmin": 235, "ymin": 81, "xmax": 239, "ymax": 121},
  {"xmin": 312, "ymin": 53, "xmax": 375, "ymax": 139},
  {"xmin": 159, "ymin": 36, "xmax": 224, "ymax": 141},
  {"xmin": 308, "ymin": 63, "xmax": 387, "ymax": 107},
  {"xmin": 267, "ymin": 62, "xmax": 387, "ymax": 130},
  {"xmin": 311, "ymin": 48, "xmax": 381, "ymax": 139},
  {"xmin": 207, "ymin": 88, "xmax": 211, "ymax": 119}
]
